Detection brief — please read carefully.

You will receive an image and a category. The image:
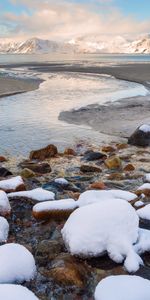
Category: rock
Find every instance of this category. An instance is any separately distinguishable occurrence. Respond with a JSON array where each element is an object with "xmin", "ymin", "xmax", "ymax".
[
  {"xmin": 106, "ymin": 173, "xmax": 125, "ymax": 181},
  {"xmin": 0, "ymin": 156, "xmax": 7, "ymax": 162},
  {"xmin": 83, "ymin": 151, "xmax": 107, "ymax": 161},
  {"xmin": 20, "ymin": 168, "xmax": 35, "ymax": 179},
  {"xmin": 19, "ymin": 161, "xmax": 51, "ymax": 174},
  {"xmin": 116, "ymin": 143, "xmax": 128, "ymax": 150},
  {"xmin": 46, "ymin": 253, "xmax": 90, "ymax": 288},
  {"xmin": 102, "ymin": 146, "xmax": 116, "ymax": 153},
  {"xmin": 80, "ymin": 165, "xmax": 102, "ymax": 173},
  {"xmin": 89, "ymin": 182, "xmax": 106, "ymax": 190},
  {"xmin": 35, "ymin": 240, "xmax": 62, "ymax": 265},
  {"xmin": 29, "ymin": 144, "xmax": 58, "ymax": 160},
  {"xmin": 0, "ymin": 167, "xmax": 12, "ymax": 177},
  {"xmin": 105, "ymin": 156, "xmax": 122, "ymax": 170},
  {"xmin": 64, "ymin": 148, "xmax": 76, "ymax": 156},
  {"xmin": 128, "ymin": 124, "xmax": 150, "ymax": 147},
  {"xmin": 123, "ymin": 164, "xmax": 135, "ymax": 172}
]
